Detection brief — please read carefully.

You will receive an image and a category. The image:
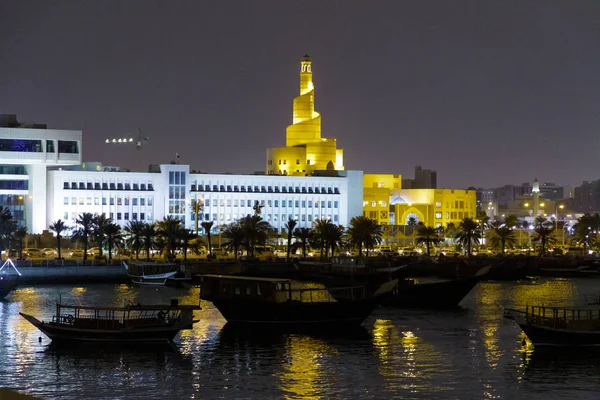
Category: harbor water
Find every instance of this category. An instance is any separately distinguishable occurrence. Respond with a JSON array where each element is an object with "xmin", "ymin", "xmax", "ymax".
[{"xmin": 1, "ymin": 278, "xmax": 600, "ymax": 399}]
